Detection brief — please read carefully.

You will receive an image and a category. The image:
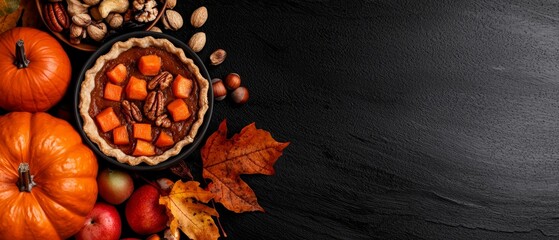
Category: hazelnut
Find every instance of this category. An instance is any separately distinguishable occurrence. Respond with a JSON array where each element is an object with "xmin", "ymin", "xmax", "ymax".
[
  {"xmin": 224, "ymin": 73, "xmax": 241, "ymax": 90},
  {"xmin": 190, "ymin": 6, "xmax": 207, "ymax": 28},
  {"xmin": 230, "ymin": 86, "xmax": 249, "ymax": 105},
  {"xmin": 212, "ymin": 78, "xmax": 227, "ymax": 101},
  {"xmin": 209, "ymin": 49, "xmax": 226, "ymax": 66},
  {"xmin": 188, "ymin": 32, "xmax": 206, "ymax": 52},
  {"xmin": 162, "ymin": 9, "xmax": 183, "ymax": 31},
  {"xmin": 106, "ymin": 13, "xmax": 123, "ymax": 28}
]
